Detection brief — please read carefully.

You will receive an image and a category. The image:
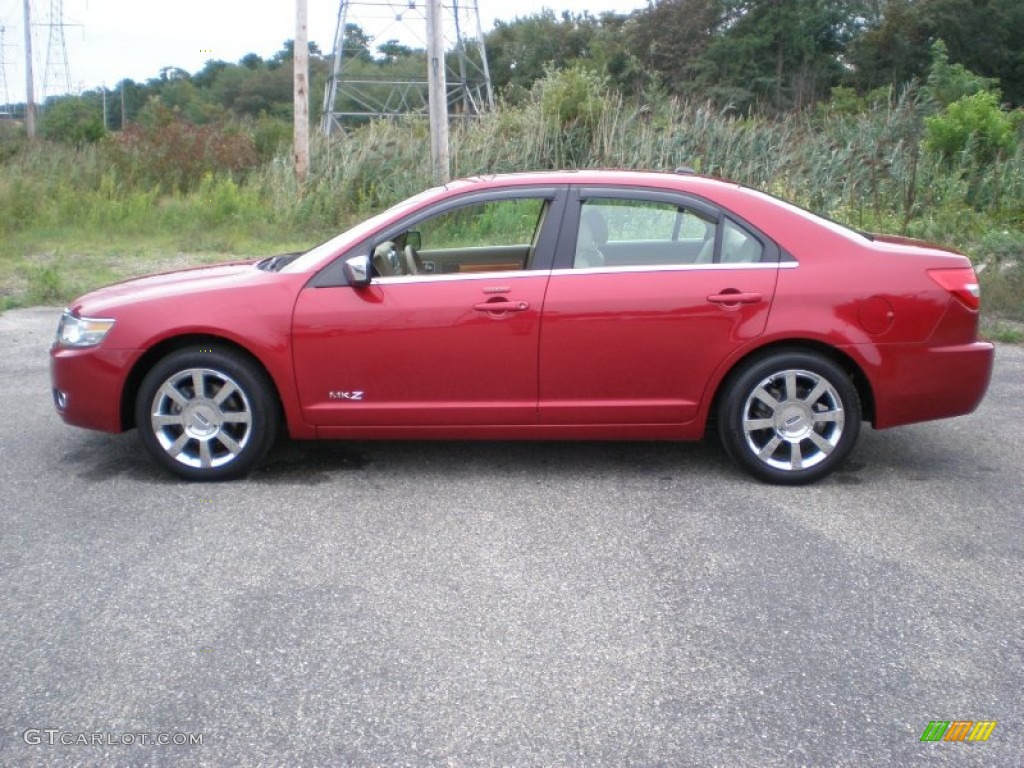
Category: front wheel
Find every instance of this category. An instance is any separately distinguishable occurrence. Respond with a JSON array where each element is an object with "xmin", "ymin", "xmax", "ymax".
[
  {"xmin": 135, "ymin": 346, "xmax": 280, "ymax": 481},
  {"xmin": 718, "ymin": 351, "xmax": 861, "ymax": 485}
]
